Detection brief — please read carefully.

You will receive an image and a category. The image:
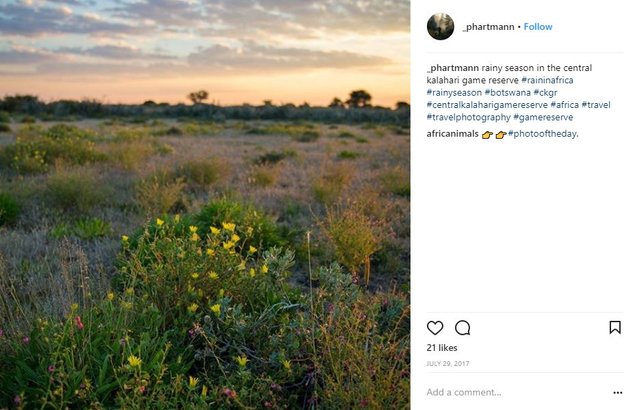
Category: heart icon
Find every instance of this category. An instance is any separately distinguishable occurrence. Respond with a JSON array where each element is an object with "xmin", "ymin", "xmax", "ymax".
[{"xmin": 427, "ymin": 321, "xmax": 444, "ymax": 336}]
